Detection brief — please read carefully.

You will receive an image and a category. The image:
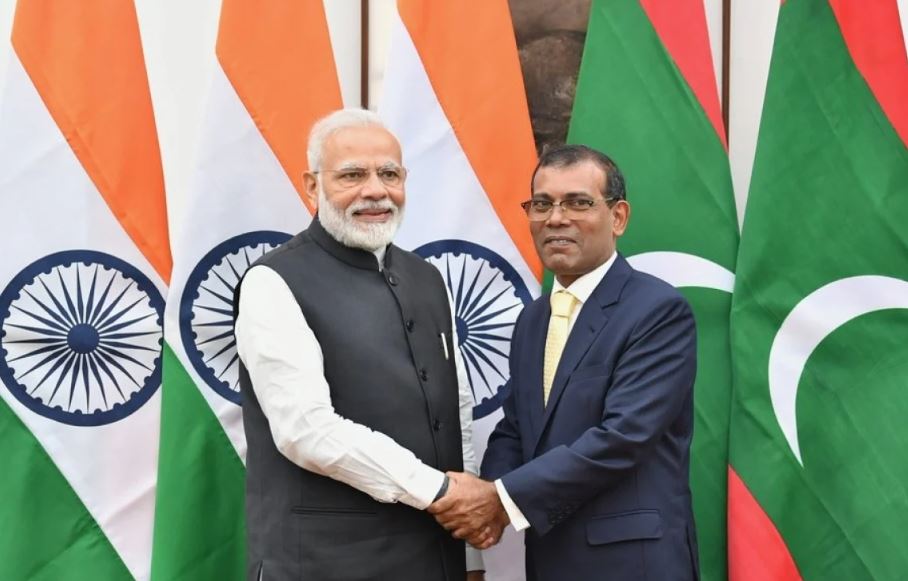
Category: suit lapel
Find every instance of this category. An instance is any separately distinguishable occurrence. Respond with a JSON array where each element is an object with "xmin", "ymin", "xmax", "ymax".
[
  {"xmin": 524, "ymin": 301, "xmax": 549, "ymax": 441},
  {"xmin": 532, "ymin": 255, "xmax": 633, "ymax": 454}
]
